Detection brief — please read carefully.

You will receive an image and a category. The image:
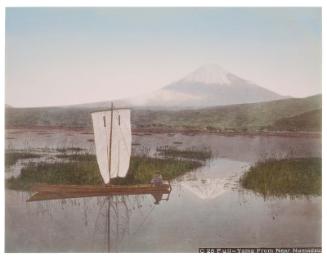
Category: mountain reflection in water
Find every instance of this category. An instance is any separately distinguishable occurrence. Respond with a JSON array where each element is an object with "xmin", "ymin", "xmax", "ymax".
[{"xmin": 180, "ymin": 159, "xmax": 250, "ymax": 200}]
